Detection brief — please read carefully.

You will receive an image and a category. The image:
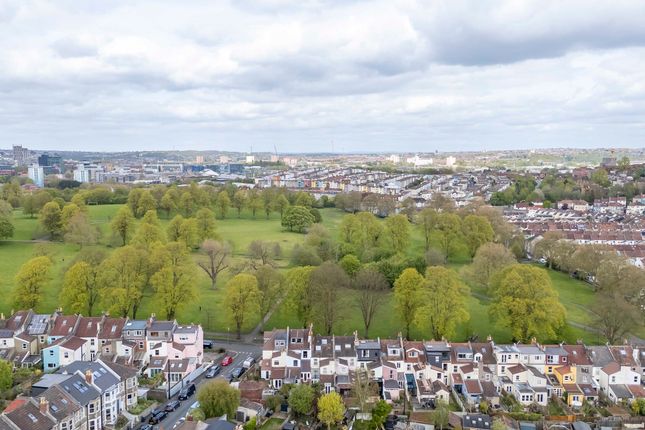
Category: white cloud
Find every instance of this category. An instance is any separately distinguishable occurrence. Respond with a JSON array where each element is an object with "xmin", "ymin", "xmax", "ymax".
[{"xmin": 0, "ymin": 0, "xmax": 644, "ymax": 152}]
